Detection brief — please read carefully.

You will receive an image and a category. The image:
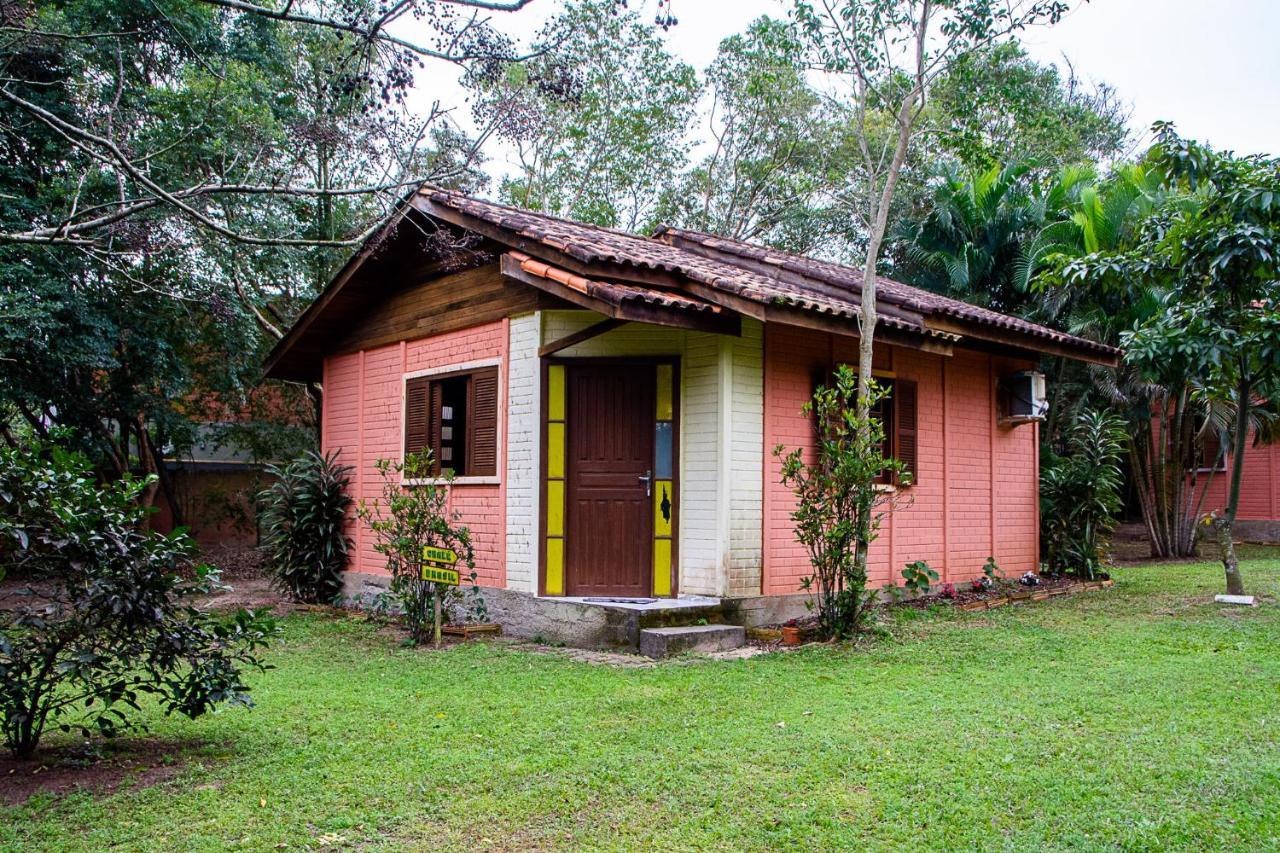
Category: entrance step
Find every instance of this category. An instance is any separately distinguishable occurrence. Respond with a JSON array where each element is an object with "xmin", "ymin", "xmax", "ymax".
[{"xmin": 639, "ymin": 624, "xmax": 746, "ymax": 659}]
